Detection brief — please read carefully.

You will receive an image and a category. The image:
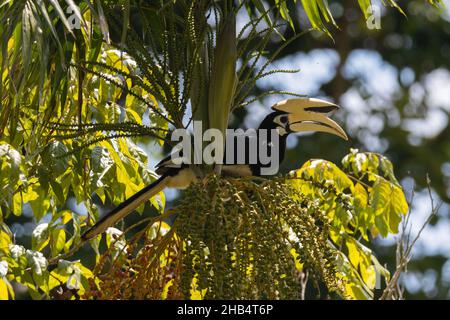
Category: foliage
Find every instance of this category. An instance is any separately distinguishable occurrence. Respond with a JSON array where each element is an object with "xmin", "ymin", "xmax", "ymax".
[
  {"xmin": 0, "ymin": 0, "xmax": 440, "ymax": 140},
  {"xmin": 80, "ymin": 150, "xmax": 407, "ymax": 300},
  {"xmin": 0, "ymin": 46, "xmax": 166, "ymax": 299}
]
